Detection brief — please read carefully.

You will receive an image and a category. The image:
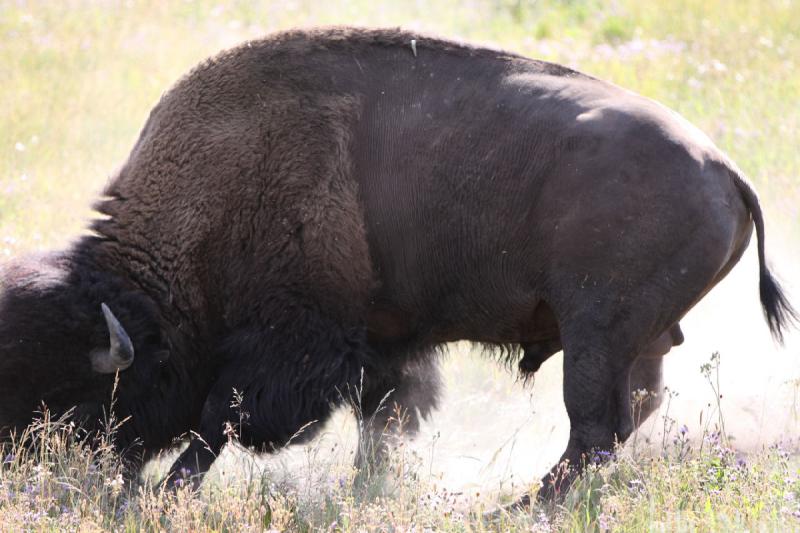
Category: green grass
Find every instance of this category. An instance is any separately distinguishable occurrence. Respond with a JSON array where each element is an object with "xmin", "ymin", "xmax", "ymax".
[{"xmin": 2, "ymin": 0, "xmax": 800, "ymax": 530}]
